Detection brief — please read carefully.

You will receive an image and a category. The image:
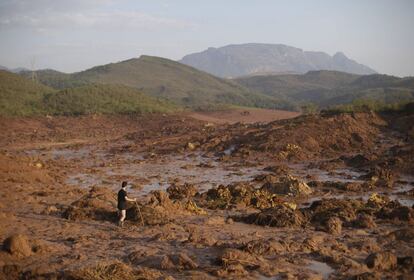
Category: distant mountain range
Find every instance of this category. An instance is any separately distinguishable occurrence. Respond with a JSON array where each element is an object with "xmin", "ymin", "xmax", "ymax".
[
  {"xmin": 180, "ymin": 43, "xmax": 376, "ymax": 78},
  {"xmin": 2, "ymin": 53, "xmax": 413, "ymax": 116}
]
